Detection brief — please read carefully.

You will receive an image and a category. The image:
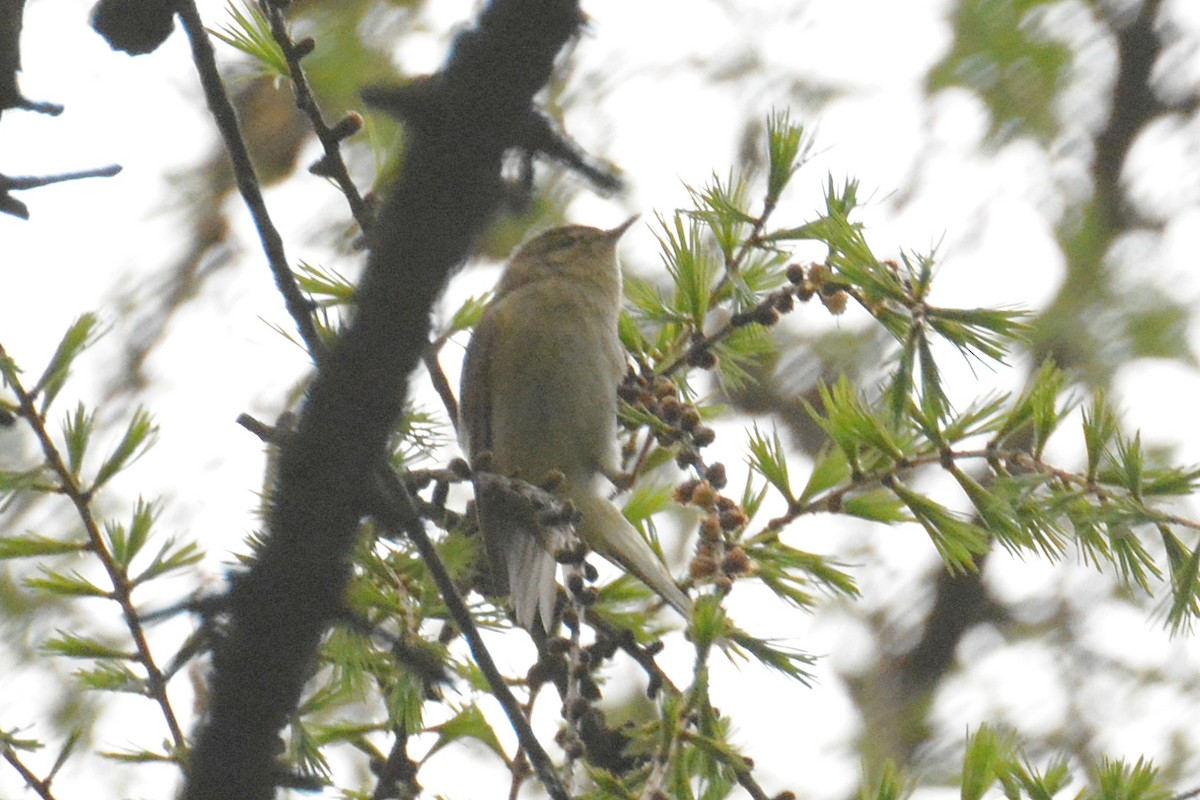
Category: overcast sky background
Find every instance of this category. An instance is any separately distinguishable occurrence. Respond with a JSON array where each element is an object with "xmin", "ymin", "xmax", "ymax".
[{"xmin": 4, "ymin": 0, "xmax": 1200, "ymax": 798}]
